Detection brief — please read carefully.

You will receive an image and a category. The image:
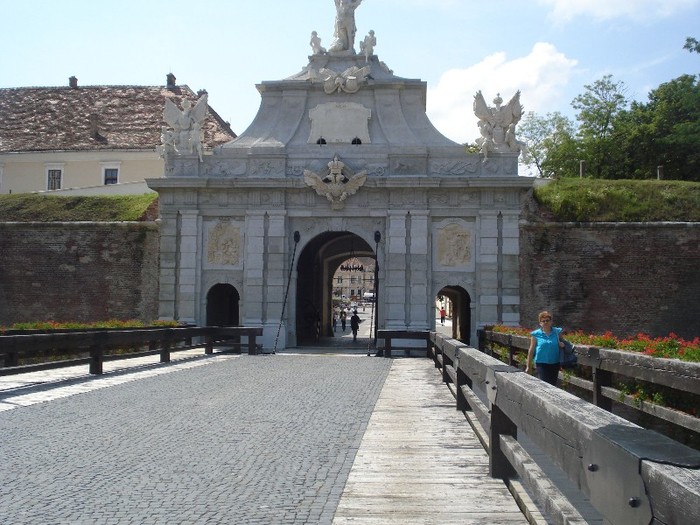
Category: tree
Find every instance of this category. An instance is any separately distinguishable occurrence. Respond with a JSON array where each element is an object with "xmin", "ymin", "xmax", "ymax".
[
  {"xmin": 620, "ymin": 75, "xmax": 700, "ymax": 181},
  {"xmin": 684, "ymin": 37, "xmax": 700, "ymax": 54},
  {"xmin": 572, "ymin": 75, "xmax": 628, "ymax": 178},
  {"xmin": 518, "ymin": 111, "xmax": 578, "ymax": 178}
]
